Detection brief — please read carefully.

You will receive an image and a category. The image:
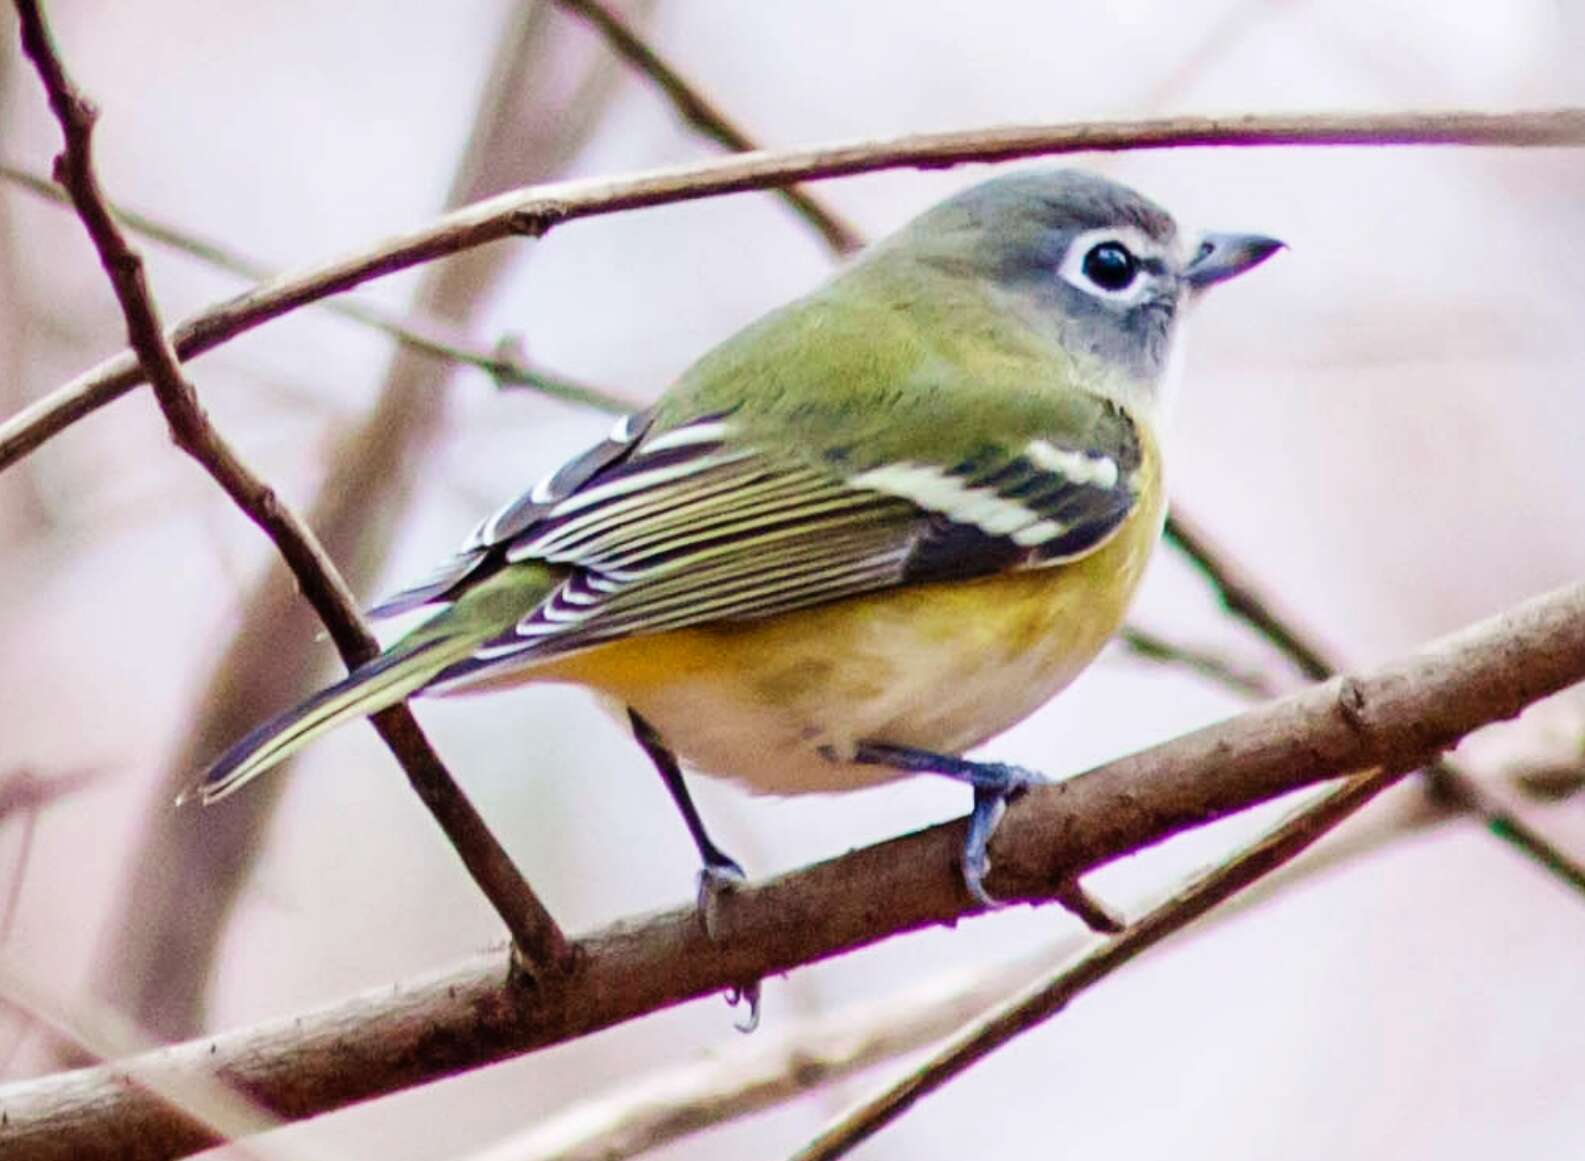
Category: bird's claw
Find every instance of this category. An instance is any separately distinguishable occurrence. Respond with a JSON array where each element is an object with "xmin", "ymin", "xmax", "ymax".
[
  {"xmin": 696, "ymin": 858, "xmax": 747, "ymax": 942},
  {"xmin": 725, "ymin": 979, "xmax": 762, "ymax": 1033},
  {"xmin": 698, "ymin": 859, "xmax": 761, "ymax": 1032},
  {"xmin": 963, "ymin": 783, "xmax": 1012, "ymax": 908}
]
